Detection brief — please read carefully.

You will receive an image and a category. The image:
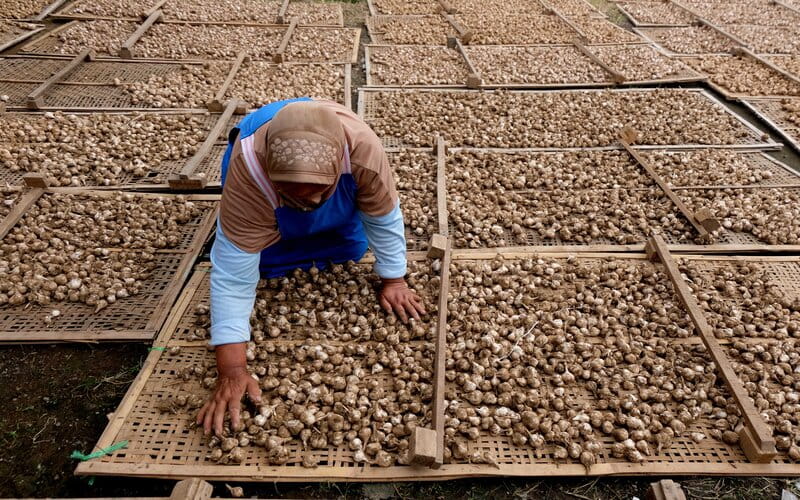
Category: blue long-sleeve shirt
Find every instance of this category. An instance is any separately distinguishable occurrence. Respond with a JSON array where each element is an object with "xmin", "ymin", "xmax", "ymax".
[{"xmin": 210, "ymin": 202, "xmax": 406, "ymax": 346}]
